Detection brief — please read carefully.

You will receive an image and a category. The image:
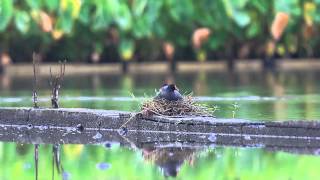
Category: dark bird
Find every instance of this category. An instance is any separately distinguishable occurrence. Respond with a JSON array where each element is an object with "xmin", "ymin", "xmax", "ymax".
[{"xmin": 155, "ymin": 84, "xmax": 183, "ymax": 101}]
